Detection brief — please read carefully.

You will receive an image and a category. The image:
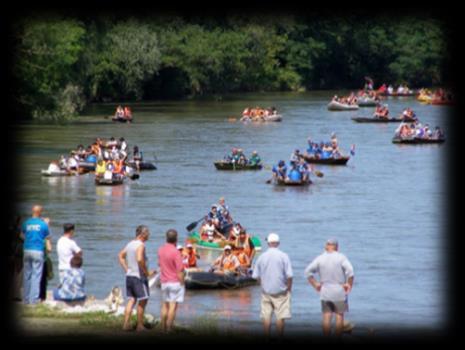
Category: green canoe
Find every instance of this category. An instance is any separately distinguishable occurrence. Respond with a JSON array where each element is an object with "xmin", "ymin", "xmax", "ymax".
[{"xmin": 188, "ymin": 231, "xmax": 262, "ymax": 251}]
